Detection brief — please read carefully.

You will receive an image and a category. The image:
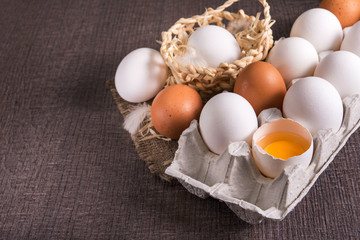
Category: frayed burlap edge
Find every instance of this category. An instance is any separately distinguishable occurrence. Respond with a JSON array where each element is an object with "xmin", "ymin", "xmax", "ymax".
[
  {"xmin": 107, "ymin": 79, "xmax": 177, "ymax": 181},
  {"xmin": 108, "ymin": 0, "xmax": 275, "ymax": 181}
]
